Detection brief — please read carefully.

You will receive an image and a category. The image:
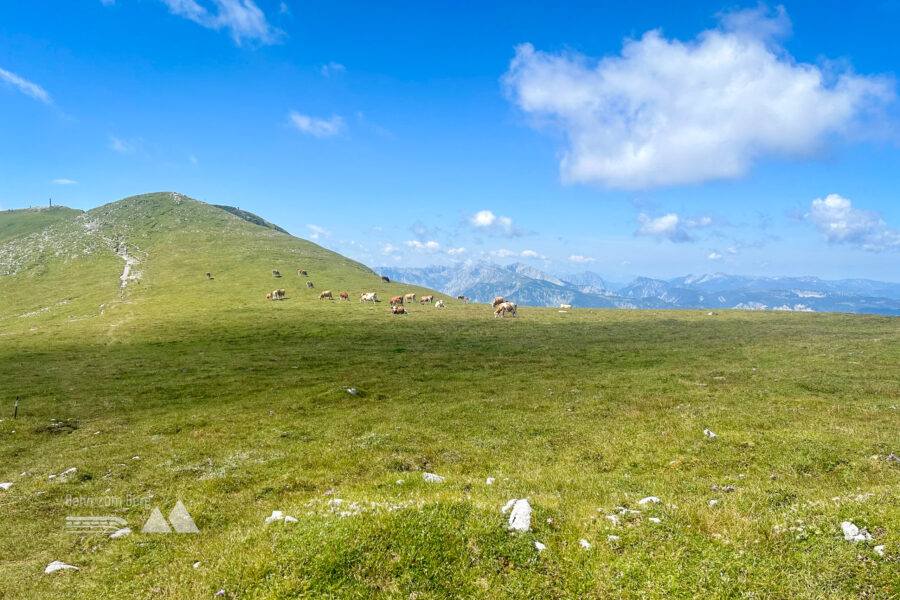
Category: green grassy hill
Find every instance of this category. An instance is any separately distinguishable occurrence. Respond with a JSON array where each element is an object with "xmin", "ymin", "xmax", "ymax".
[
  {"xmin": 0, "ymin": 193, "xmax": 898, "ymax": 599},
  {"xmin": 0, "ymin": 205, "xmax": 83, "ymax": 244}
]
